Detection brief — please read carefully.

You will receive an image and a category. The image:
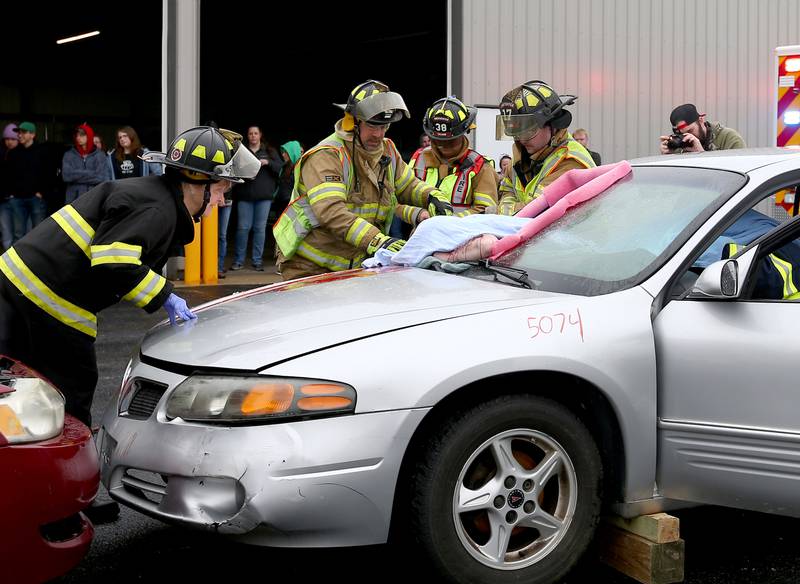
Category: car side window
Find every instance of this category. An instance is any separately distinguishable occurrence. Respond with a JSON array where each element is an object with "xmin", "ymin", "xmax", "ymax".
[
  {"xmin": 670, "ymin": 186, "xmax": 798, "ymax": 299},
  {"xmin": 694, "ymin": 189, "xmax": 793, "ymax": 270}
]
